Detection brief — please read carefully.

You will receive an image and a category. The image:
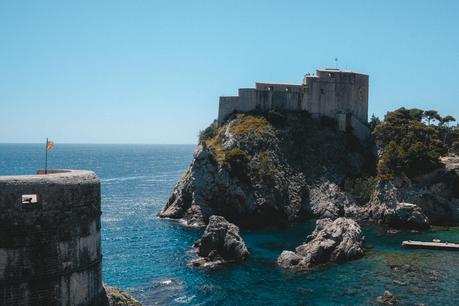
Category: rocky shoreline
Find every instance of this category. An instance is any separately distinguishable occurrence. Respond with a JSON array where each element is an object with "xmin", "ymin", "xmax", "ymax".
[
  {"xmin": 159, "ymin": 111, "xmax": 458, "ymax": 274},
  {"xmin": 104, "ymin": 285, "xmax": 142, "ymax": 306}
]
